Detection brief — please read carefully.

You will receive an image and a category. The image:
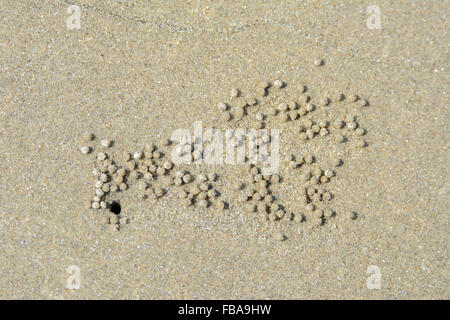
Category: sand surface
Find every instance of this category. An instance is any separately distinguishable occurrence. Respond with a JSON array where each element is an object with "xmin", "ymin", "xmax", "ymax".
[{"xmin": 0, "ymin": 0, "xmax": 448, "ymax": 299}]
